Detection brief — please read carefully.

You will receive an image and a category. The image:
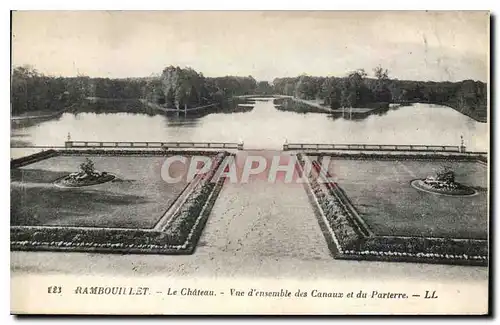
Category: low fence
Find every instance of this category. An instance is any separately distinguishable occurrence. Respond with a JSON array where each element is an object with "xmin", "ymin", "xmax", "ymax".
[
  {"xmin": 65, "ymin": 141, "xmax": 243, "ymax": 150},
  {"xmin": 283, "ymin": 143, "xmax": 463, "ymax": 153}
]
